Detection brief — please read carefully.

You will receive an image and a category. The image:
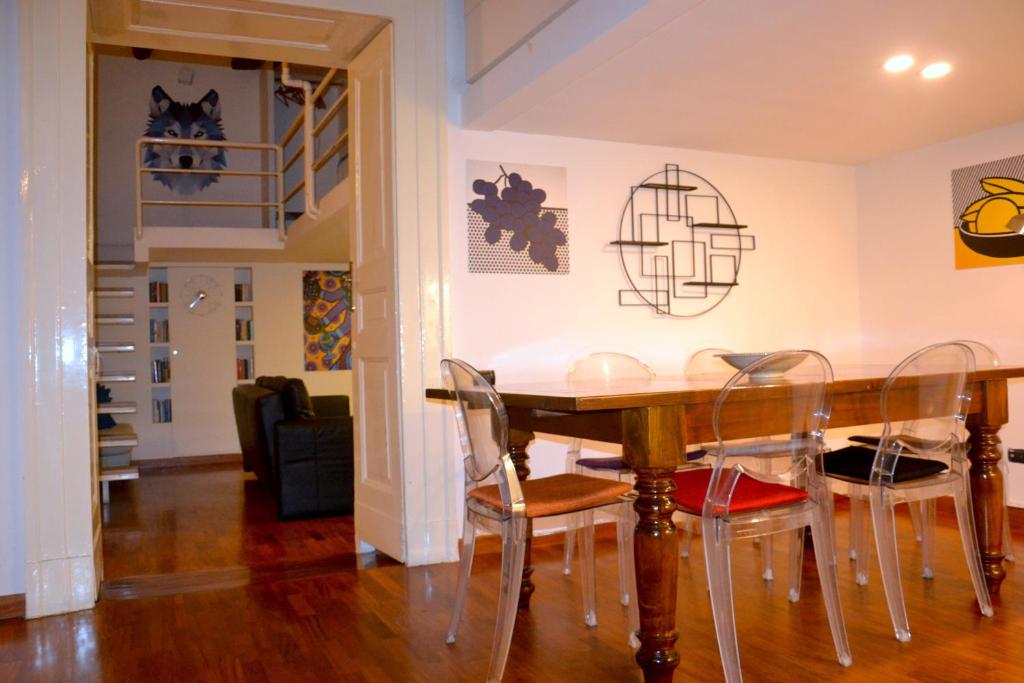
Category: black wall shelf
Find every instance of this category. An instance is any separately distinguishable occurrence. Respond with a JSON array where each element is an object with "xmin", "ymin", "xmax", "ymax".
[
  {"xmin": 609, "ymin": 240, "xmax": 669, "ymax": 247},
  {"xmin": 683, "ymin": 281, "xmax": 739, "ymax": 287},
  {"xmin": 640, "ymin": 182, "xmax": 698, "ymax": 192}
]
